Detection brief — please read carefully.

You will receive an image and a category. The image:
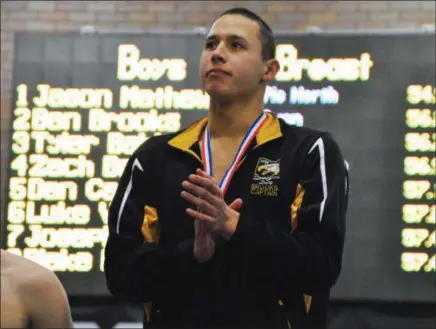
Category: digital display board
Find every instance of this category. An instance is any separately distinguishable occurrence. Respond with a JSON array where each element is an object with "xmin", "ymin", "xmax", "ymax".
[
  {"xmin": 2, "ymin": 31, "xmax": 435, "ymax": 302},
  {"xmin": 402, "ymin": 85, "xmax": 435, "ymax": 275}
]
